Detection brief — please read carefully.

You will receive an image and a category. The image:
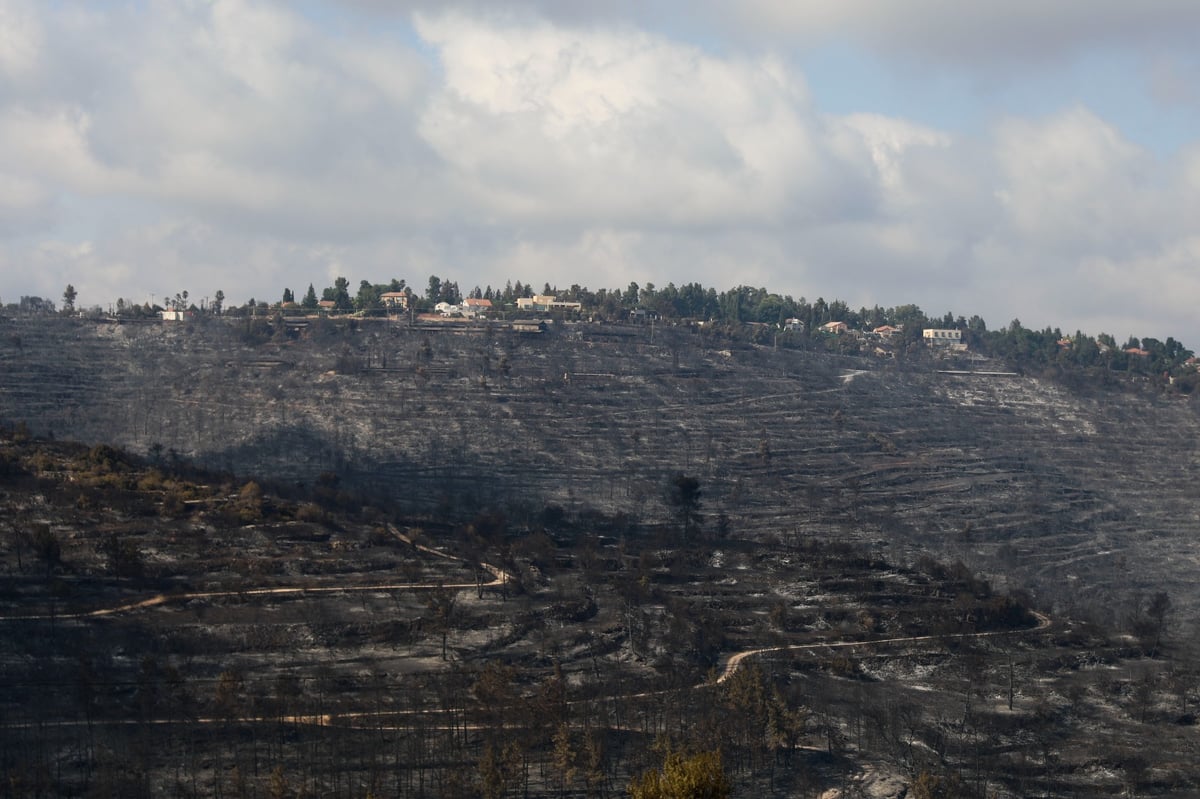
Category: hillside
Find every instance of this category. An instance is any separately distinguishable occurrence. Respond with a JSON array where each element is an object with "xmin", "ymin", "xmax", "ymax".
[
  {"xmin": 2, "ymin": 314, "xmax": 1199, "ymax": 627},
  {"xmin": 1, "ymin": 434, "xmax": 1196, "ymax": 798}
]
